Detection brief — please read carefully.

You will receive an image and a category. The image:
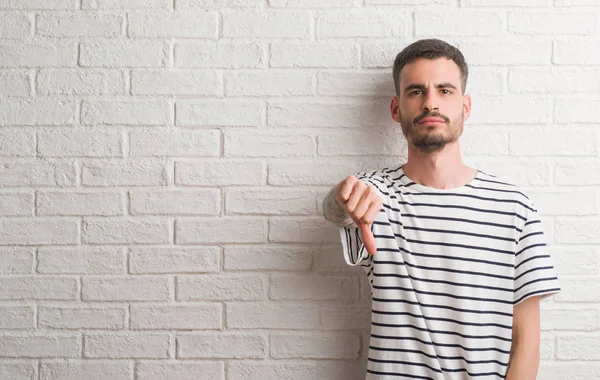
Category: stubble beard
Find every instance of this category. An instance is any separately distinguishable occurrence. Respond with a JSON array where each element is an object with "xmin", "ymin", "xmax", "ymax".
[{"xmin": 400, "ymin": 113, "xmax": 464, "ymax": 155}]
